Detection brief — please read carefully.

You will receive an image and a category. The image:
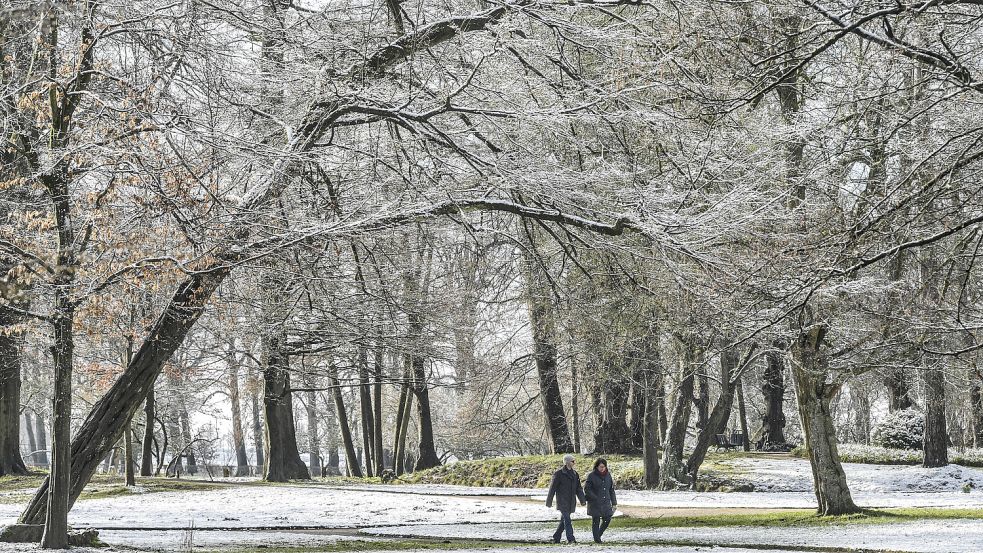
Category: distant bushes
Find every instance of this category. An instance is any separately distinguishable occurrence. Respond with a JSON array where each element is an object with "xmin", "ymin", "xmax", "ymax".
[{"xmin": 871, "ymin": 409, "xmax": 924, "ymax": 450}]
